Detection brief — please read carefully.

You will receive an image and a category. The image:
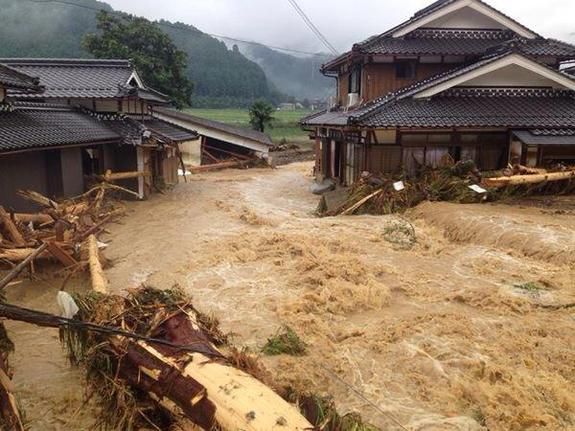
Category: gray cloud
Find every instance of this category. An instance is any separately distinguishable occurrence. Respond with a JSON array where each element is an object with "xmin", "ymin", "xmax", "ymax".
[{"xmin": 105, "ymin": 0, "xmax": 575, "ymax": 54}]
